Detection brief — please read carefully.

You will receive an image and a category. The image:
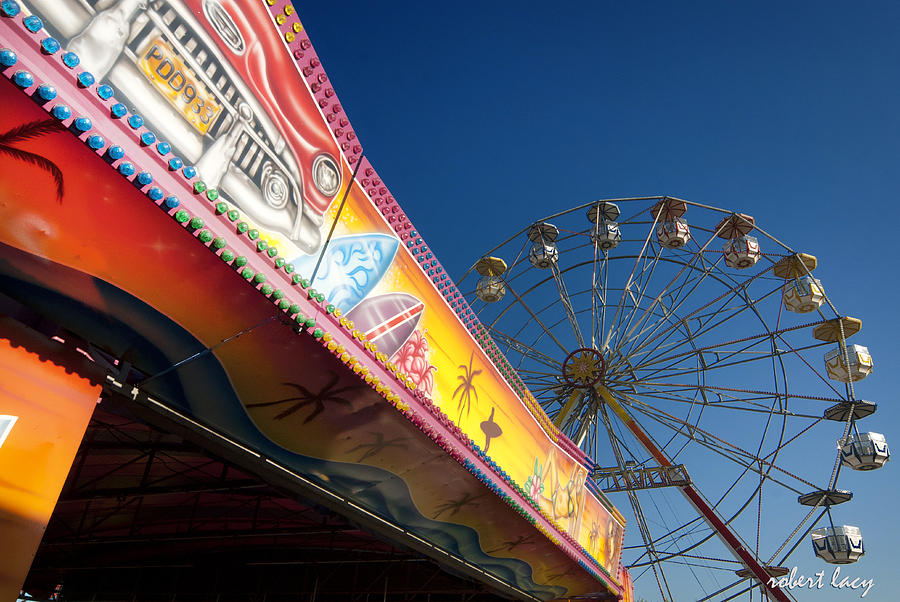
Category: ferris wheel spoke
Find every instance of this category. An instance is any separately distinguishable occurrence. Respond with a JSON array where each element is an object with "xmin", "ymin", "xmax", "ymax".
[
  {"xmin": 624, "ymin": 291, "xmax": 768, "ymax": 370},
  {"xmin": 622, "ymin": 329, "xmax": 772, "ymax": 378},
  {"xmin": 622, "ymin": 395, "xmax": 803, "ymax": 492},
  {"xmin": 516, "ymin": 367, "xmax": 562, "ymax": 378},
  {"xmin": 496, "ymin": 282, "xmax": 570, "ymax": 355},
  {"xmin": 637, "ymin": 282, "xmax": 785, "ymax": 369},
  {"xmin": 664, "ymin": 553, "xmax": 742, "ymax": 569},
  {"xmin": 527, "ymin": 379, "xmax": 563, "ymax": 392},
  {"xmin": 488, "ymin": 327, "xmax": 563, "ymax": 372},
  {"xmin": 559, "ymin": 391, "xmax": 590, "ymax": 436},
  {"xmin": 631, "ymin": 339, "xmax": 831, "ymax": 384},
  {"xmin": 609, "ymin": 264, "xmax": 667, "ymax": 359},
  {"xmin": 590, "ymin": 243, "xmax": 600, "ymax": 350},
  {"xmin": 771, "ymin": 330, "xmax": 848, "ymax": 398},
  {"xmin": 618, "ymin": 385, "xmax": 823, "ymax": 420},
  {"xmin": 624, "ymin": 399, "xmax": 817, "ymax": 493},
  {"xmin": 604, "ymin": 301, "xmax": 686, "ymax": 371},
  {"xmin": 622, "ymin": 279, "xmax": 774, "ymax": 375},
  {"xmin": 624, "ymin": 516, "xmax": 710, "ymax": 564},
  {"xmin": 618, "ymin": 379, "xmax": 846, "ymax": 409},
  {"xmin": 496, "ymin": 237, "xmax": 532, "ymax": 285},
  {"xmin": 598, "ymin": 248, "xmax": 611, "ymax": 350},
  {"xmin": 601, "ymin": 389, "xmax": 801, "ymax": 602},
  {"xmin": 624, "ymin": 318, "xmax": 825, "ymax": 375},
  {"xmin": 620, "ymin": 385, "xmax": 845, "ymax": 460},
  {"xmin": 622, "ymin": 266, "xmax": 780, "ymax": 364},
  {"xmin": 629, "ymin": 272, "xmax": 778, "ymax": 363},
  {"xmin": 610, "ymin": 221, "xmax": 728, "ymax": 362},
  {"xmin": 520, "ymin": 382, "xmax": 565, "ymax": 405},
  {"xmin": 549, "ymin": 261, "xmax": 587, "ymax": 348},
  {"xmin": 571, "ymin": 401, "xmax": 601, "ymax": 446},
  {"xmin": 602, "ymin": 209, "xmax": 663, "ymax": 353},
  {"xmin": 623, "ymin": 475, "xmax": 772, "ymax": 573},
  {"xmin": 624, "ymin": 384, "xmax": 795, "ymax": 501},
  {"xmin": 629, "ymin": 530, "xmax": 727, "ymax": 573},
  {"xmin": 602, "ymin": 422, "xmax": 737, "ymax": 587},
  {"xmin": 771, "ymin": 507, "xmax": 829, "ymax": 567},
  {"xmin": 613, "ymin": 246, "xmax": 709, "ymax": 362},
  {"xmin": 609, "ymin": 241, "xmax": 665, "ymax": 357},
  {"xmin": 698, "ymin": 579, "xmax": 759, "ymax": 602},
  {"xmin": 631, "ymin": 347, "xmax": 773, "ymax": 382},
  {"xmin": 590, "ymin": 237, "xmax": 610, "ymax": 350},
  {"xmin": 598, "ymin": 404, "xmax": 675, "ymax": 601}
]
